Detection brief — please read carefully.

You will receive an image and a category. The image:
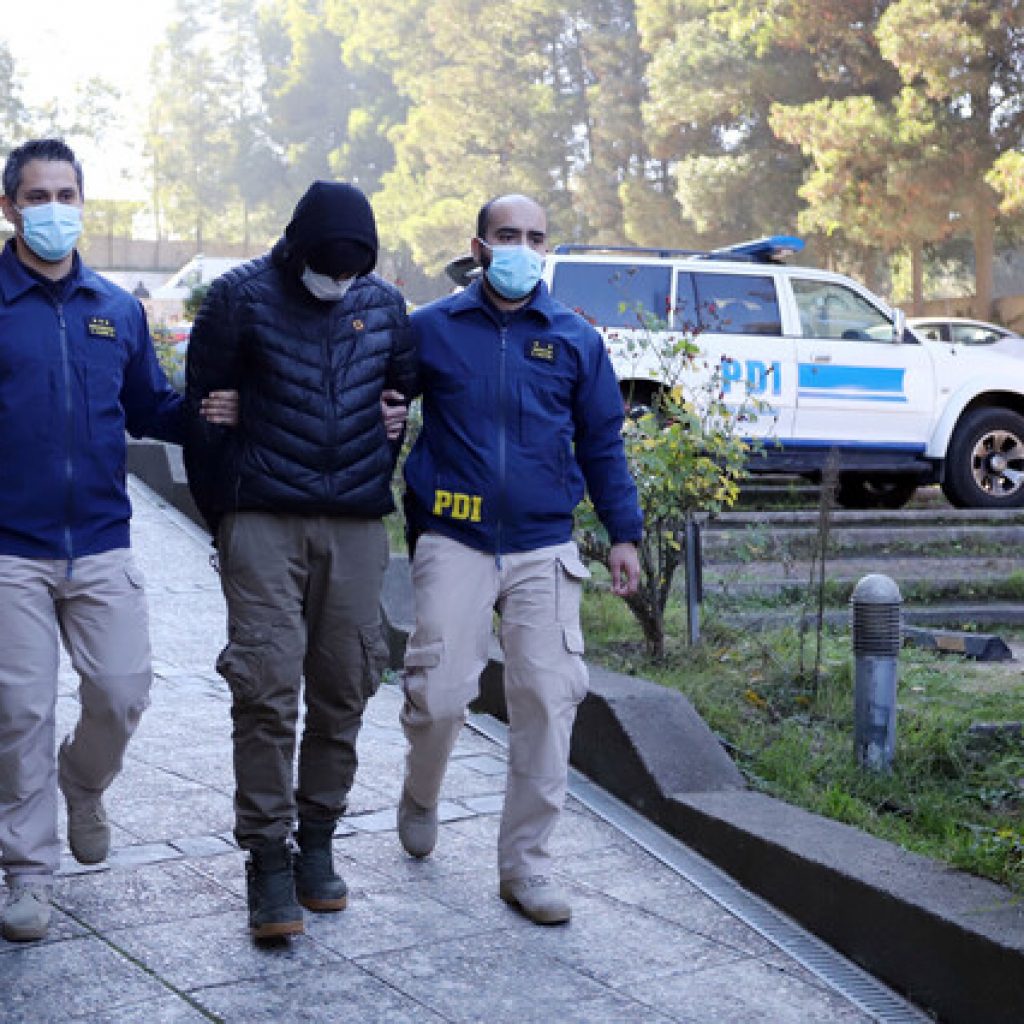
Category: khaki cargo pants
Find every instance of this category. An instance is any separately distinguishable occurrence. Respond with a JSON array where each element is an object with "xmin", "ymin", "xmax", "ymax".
[
  {"xmin": 216, "ymin": 513, "xmax": 390, "ymax": 848},
  {"xmin": 400, "ymin": 533, "xmax": 590, "ymax": 881},
  {"xmin": 0, "ymin": 549, "xmax": 151, "ymax": 886}
]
